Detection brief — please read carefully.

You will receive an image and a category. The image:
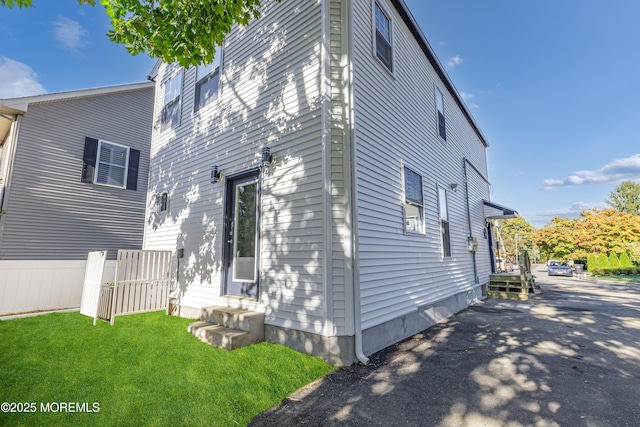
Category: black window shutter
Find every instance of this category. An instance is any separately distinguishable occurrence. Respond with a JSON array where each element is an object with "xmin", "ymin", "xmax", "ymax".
[
  {"xmin": 126, "ymin": 149, "xmax": 141, "ymax": 191},
  {"xmin": 81, "ymin": 137, "xmax": 98, "ymax": 183}
]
